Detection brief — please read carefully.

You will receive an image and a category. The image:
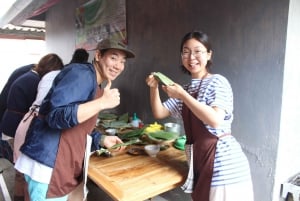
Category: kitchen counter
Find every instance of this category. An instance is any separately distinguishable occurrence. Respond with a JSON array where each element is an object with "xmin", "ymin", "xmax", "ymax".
[{"xmin": 88, "ymin": 145, "xmax": 188, "ymax": 201}]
